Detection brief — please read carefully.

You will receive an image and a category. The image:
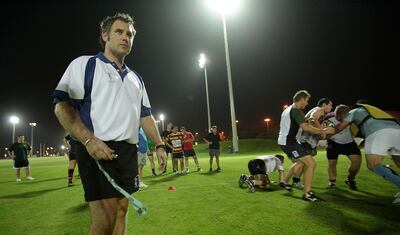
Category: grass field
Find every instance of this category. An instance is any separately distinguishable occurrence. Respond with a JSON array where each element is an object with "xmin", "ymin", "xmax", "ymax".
[{"xmin": 0, "ymin": 139, "xmax": 399, "ymax": 235}]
